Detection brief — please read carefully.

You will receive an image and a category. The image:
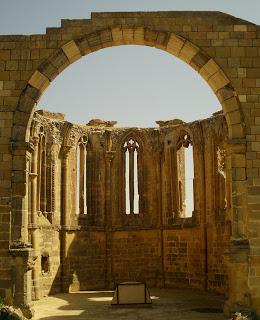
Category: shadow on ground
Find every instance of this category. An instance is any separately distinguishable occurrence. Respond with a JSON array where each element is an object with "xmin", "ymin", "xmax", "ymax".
[{"xmin": 34, "ymin": 288, "xmax": 227, "ymax": 320}]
